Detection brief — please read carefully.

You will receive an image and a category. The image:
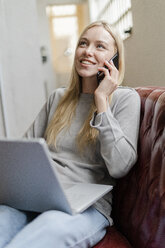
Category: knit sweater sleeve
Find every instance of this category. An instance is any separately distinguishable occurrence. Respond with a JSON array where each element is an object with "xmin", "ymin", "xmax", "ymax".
[
  {"xmin": 24, "ymin": 88, "xmax": 65, "ymax": 138},
  {"xmin": 90, "ymin": 88, "xmax": 141, "ymax": 178}
]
